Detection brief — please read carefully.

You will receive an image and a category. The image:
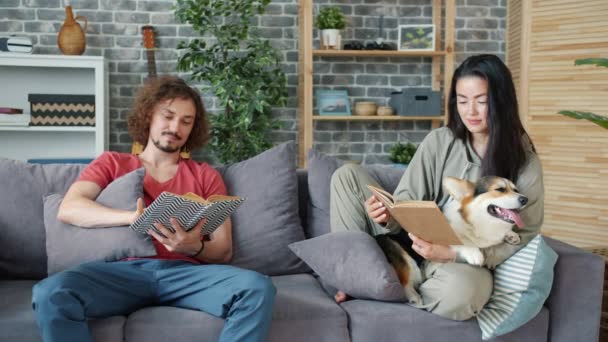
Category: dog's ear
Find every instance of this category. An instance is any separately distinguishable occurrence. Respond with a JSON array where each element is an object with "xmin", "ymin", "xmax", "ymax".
[{"xmin": 443, "ymin": 177, "xmax": 474, "ymax": 201}]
